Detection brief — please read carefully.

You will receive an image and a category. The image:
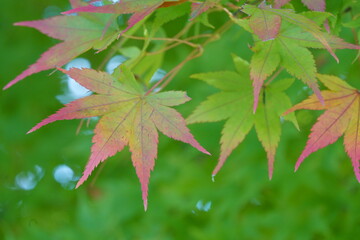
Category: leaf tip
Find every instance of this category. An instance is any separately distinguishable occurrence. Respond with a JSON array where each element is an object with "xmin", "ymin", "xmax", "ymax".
[
  {"xmin": 253, "ymin": 98, "xmax": 259, "ymax": 113},
  {"xmin": 203, "ymin": 149, "xmax": 211, "ymax": 155},
  {"xmin": 282, "ymin": 108, "xmax": 293, "ymax": 116},
  {"xmin": 3, "ymin": 81, "xmax": 14, "ymax": 90},
  {"xmin": 193, "ymin": 141, "xmax": 210, "ymax": 155},
  {"xmin": 75, "ymin": 180, "xmax": 83, "ymax": 189},
  {"xmin": 268, "ymin": 171, "xmax": 273, "ymax": 180},
  {"xmin": 267, "ymin": 155, "xmax": 274, "ymax": 180},
  {"xmin": 143, "ymin": 199, "xmax": 148, "ymax": 211},
  {"xmin": 142, "ymin": 188, "xmax": 149, "ymax": 212},
  {"xmin": 26, "ymin": 129, "xmax": 34, "ymax": 134},
  {"xmin": 212, "ymin": 166, "xmax": 221, "ymax": 178}
]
